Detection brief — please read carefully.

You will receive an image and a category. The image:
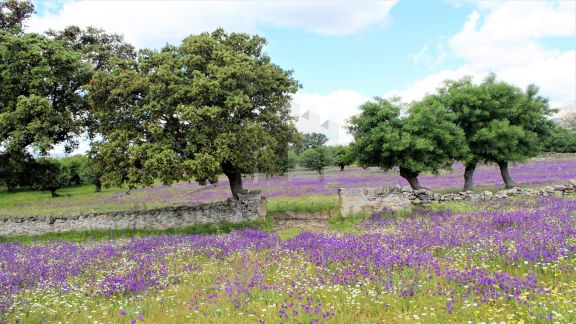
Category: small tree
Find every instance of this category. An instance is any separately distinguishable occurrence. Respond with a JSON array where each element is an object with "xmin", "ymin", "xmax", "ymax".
[
  {"xmin": 439, "ymin": 74, "xmax": 554, "ymax": 189},
  {"xmin": 543, "ymin": 124, "xmax": 576, "ymax": 153},
  {"xmin": 299, "ymin": 147, "xmax": 335, "ymax": 174},
  {"xmin": 58, "ymin": 155, "xmax": 89, "ymax": 186},
  {"xmin": 332, "ymin": 145, "xmax": 355, "ymax": 171},
  {"xmin": 31, "ymin": 158, "xmax": 61, "ymax": 197},
  {"xmin": 0, "ymin": 152, "xmax": 35, "ymax": 191},
  {"xmin": 303, "ymin": 133, "xmax": 329, "ymax": 150},
  {"xmin": 279, "ymin": 150, "xmax": 299, "ymax": 173},
  {"xmin": 349, "ymin": 97, "xmax": 469, "ymax": 190}
]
